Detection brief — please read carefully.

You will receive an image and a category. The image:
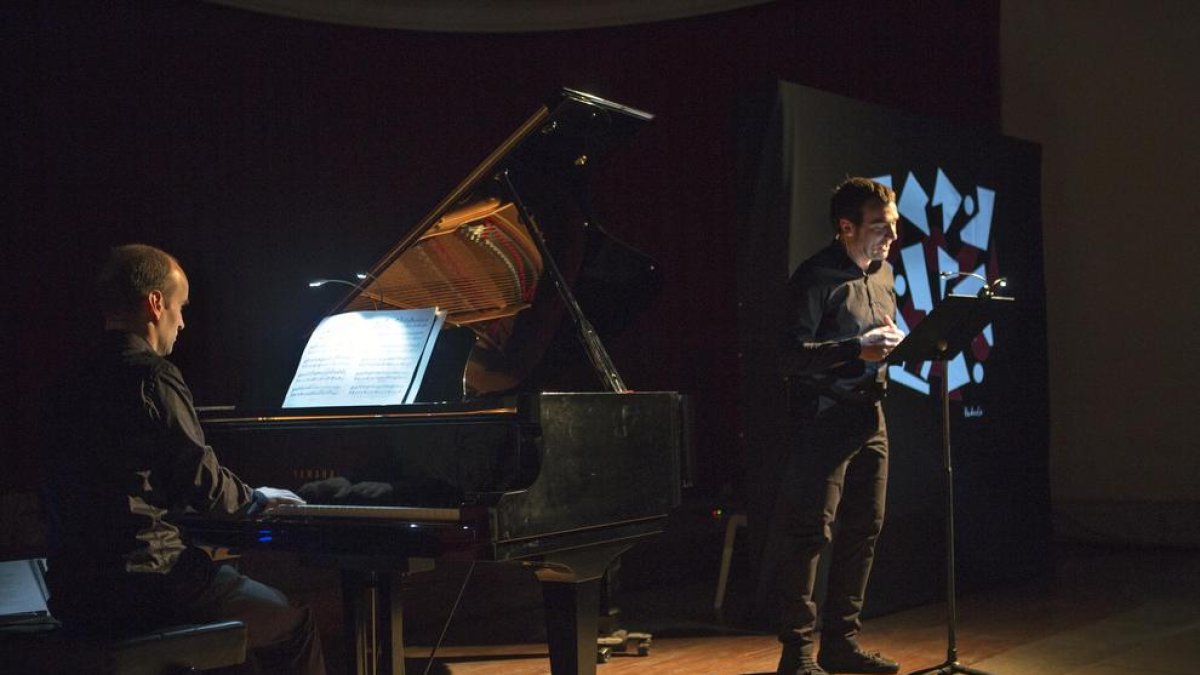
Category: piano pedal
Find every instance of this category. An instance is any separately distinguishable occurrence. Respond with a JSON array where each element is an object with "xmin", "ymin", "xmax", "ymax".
[{"xmin": 596, "ymin": 629, "xmax": 653, "ymax": 662}]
